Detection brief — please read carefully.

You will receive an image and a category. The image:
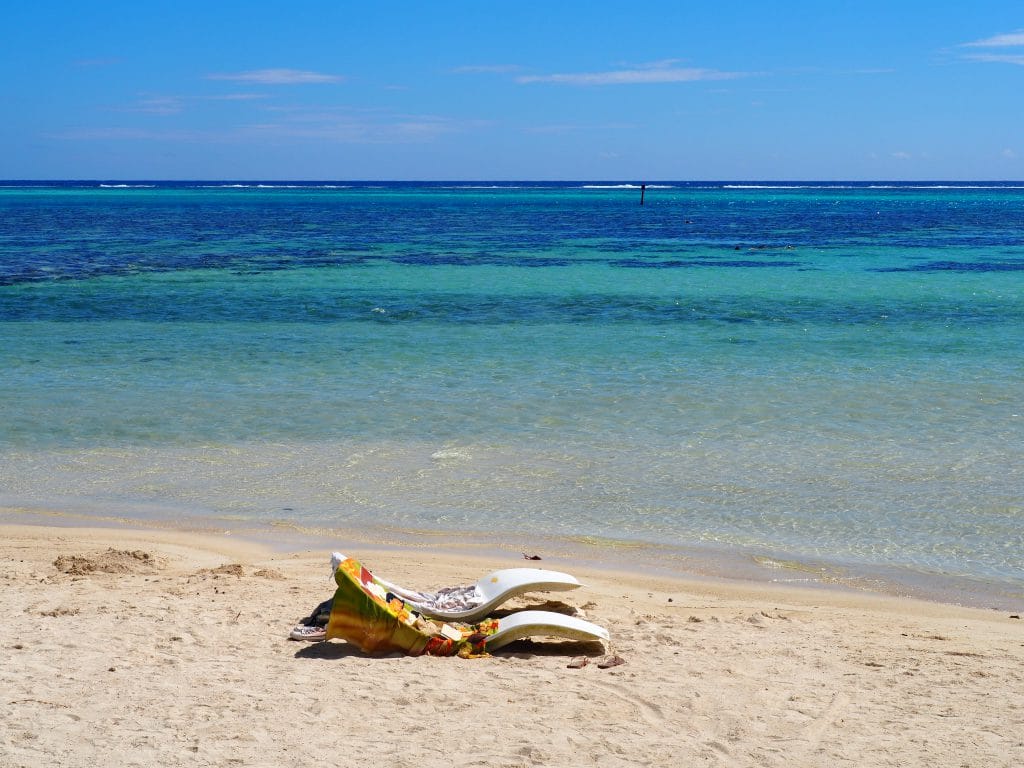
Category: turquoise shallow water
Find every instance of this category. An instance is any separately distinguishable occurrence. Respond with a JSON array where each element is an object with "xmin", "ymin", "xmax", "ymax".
[{"xmin": 1, "ymin": 182, "xmax": 1022, "ymax": 607}]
